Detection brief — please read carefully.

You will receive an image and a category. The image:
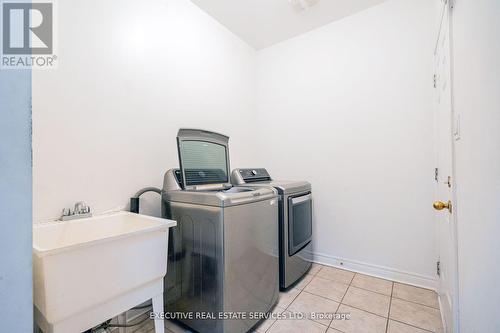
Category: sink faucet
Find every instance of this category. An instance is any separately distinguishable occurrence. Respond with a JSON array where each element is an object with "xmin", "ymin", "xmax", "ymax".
[{"xmin": 61, "ymin": 201, "xmax": 92, "ymax": 221}]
